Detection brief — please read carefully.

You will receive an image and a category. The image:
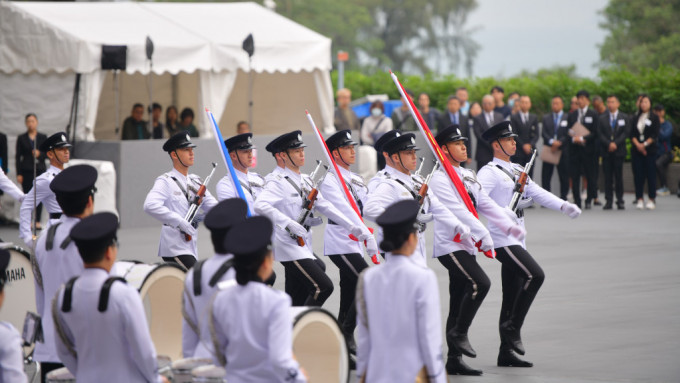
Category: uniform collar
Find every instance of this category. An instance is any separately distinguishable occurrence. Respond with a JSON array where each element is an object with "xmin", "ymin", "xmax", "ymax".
[
  {"xmin": 283, "ymin": 167, "xmax": 301, "ymax": 181},
  {"xmin": 338, "ymin": 165, "xmax": 352, "ymax": 179},
  {"xmin": 385, "ymin": 252, "xmax": 417, "ymax": 265},
  {"xmin": 492, "ymin": 157, "xmax": 514, "ymax": 170},
  {"xmin": 235, "ymin": 169, "xmax": 249, "ymax": 182},
  {"xmin": 48, "ymin": 165, "xmax": 62, "ymax": 175},
  {"xmin": 81, "ymin": 267, "xmax": 110, "ymax": 279},
  {"xmin": 384, "ymin": 165, "xmax": 412, "ymax": 184},
  {"xmin": 59, "ymin": 215, "xmax": 82, "ymax": 225},
  {"xmin": 170, "ymin": 167, "xmax": 188, "ymax": 182}
]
